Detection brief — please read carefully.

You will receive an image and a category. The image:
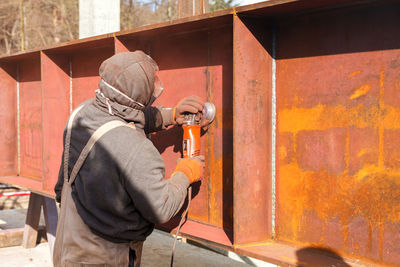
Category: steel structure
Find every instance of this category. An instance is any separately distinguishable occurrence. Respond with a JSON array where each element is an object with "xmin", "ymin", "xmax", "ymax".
[{"xmin": 0, "ymin": 0, "xmax": 399, "ymax": 265}]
